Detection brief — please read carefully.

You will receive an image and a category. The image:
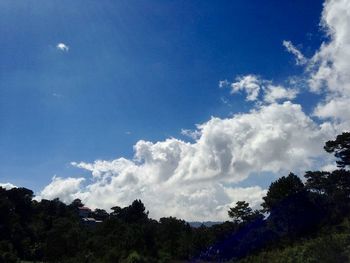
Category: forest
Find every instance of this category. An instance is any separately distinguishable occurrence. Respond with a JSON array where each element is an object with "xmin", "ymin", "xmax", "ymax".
[{"xmin": 1, "ymin": 132, "xmax": 350, "ymax": 262}]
